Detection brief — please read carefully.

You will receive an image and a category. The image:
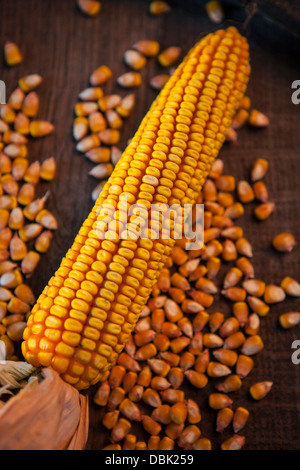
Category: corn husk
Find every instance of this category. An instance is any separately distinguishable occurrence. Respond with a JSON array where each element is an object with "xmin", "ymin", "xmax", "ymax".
[{"xmin": 0, "ymin": 342, "xmax": 89, "ymax": 450}]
